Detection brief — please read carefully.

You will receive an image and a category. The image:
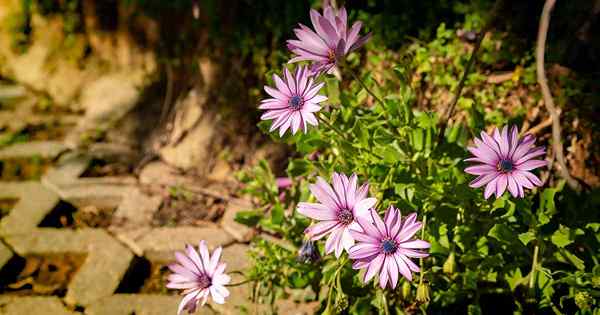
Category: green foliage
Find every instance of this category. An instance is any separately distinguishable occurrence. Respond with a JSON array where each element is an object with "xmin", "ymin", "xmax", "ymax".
[{"xmin": 238, "ymin": 16, "xmax": 600, "ymax": 315}]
